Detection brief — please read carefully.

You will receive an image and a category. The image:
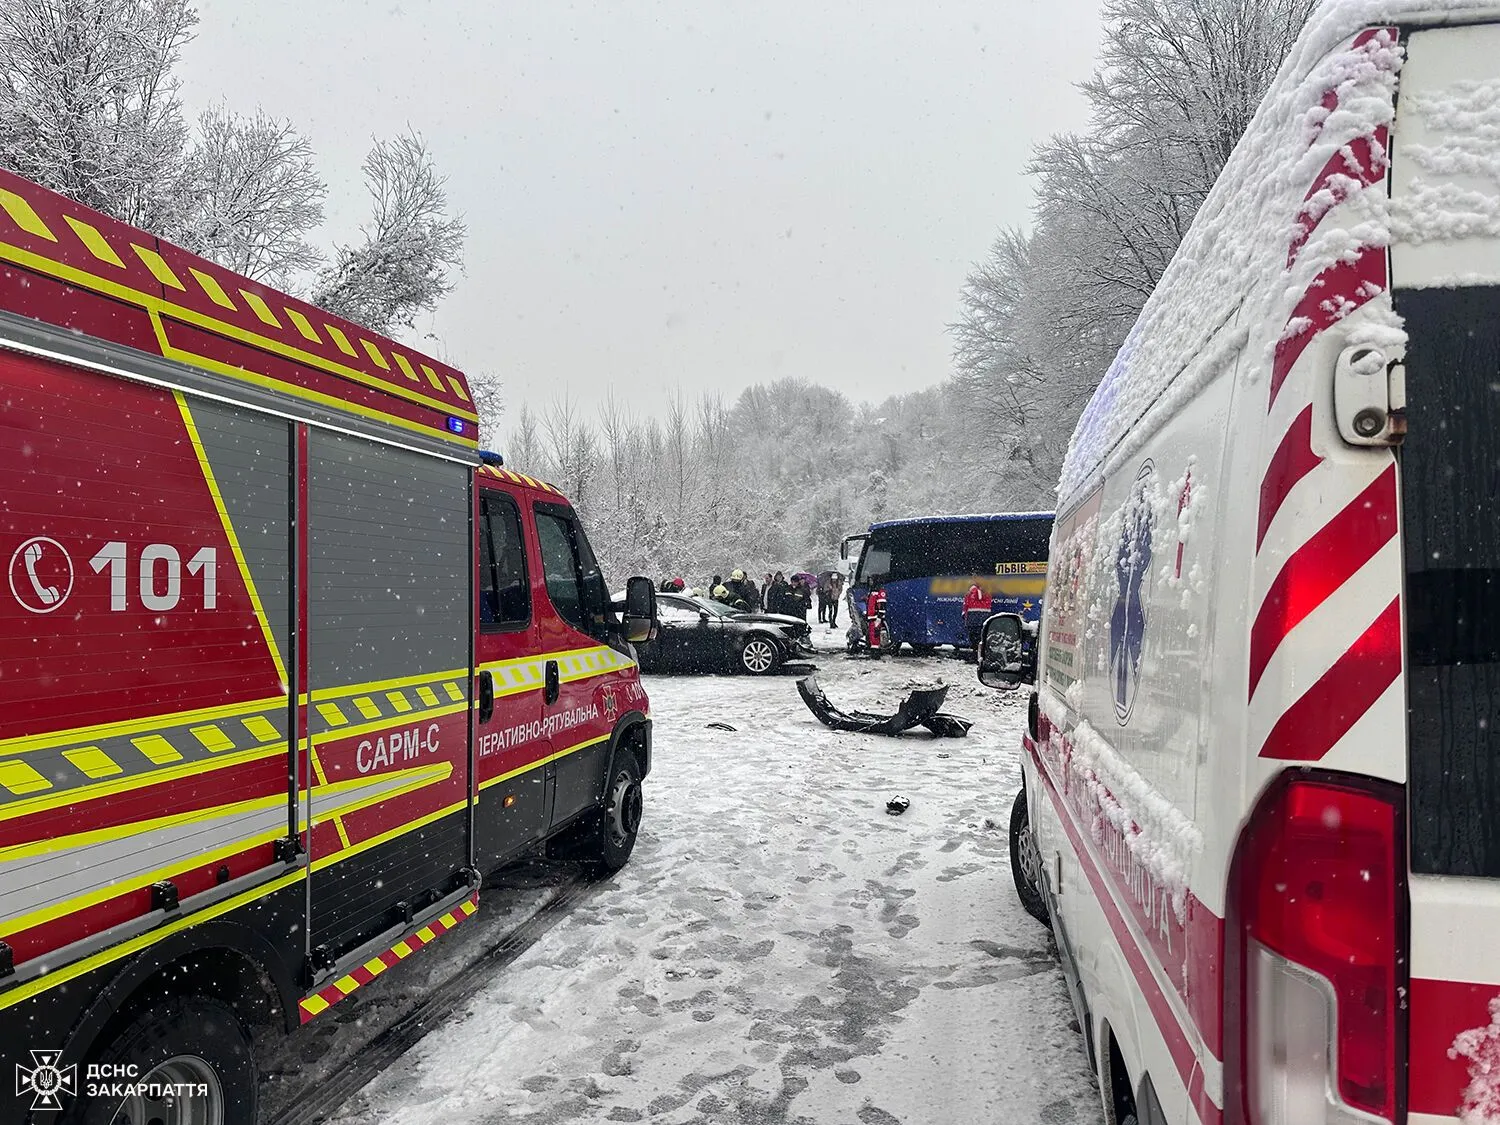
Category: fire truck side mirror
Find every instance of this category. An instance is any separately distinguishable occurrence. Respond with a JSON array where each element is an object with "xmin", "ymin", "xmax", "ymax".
[{"xmin": 622, "ymin": 576, "xmax": 657, "ymax": 644}]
